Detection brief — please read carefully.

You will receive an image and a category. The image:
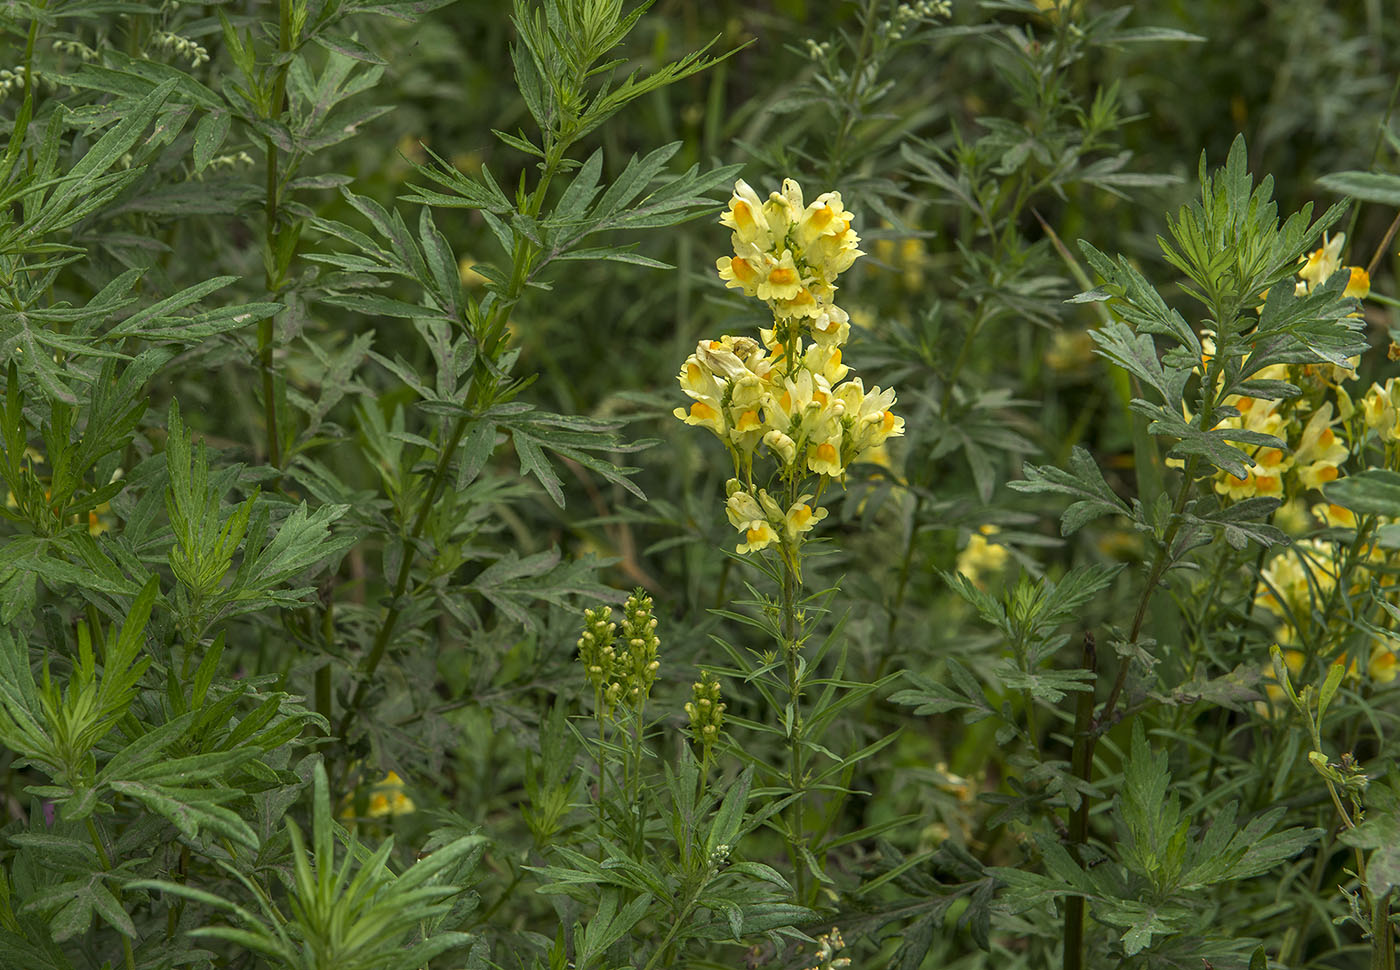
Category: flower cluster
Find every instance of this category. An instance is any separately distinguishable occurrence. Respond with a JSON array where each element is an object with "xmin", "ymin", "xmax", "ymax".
[
  {"xmin": 677, "ymin": 179, "xmax": 904, "ymax": 556},
  {"xmin": 338, "ymin": 769, "xmax": 415, "ymax": 821},
  {"xmin": 1194, "ymin": 235, "xmax": 1376, "ymax": 504},
  {"xmin": 1255, "ymin": 531, "xmax": 1399, "ymax": 699},
  {"xmin": 1295, "ymin": 232, "xmax": 1370, "ymax": 300},
  {"xmin": 577, "ymin": 590, "xmax": 661, "ymax": 716},
  {"xmin": 715, "ymin": 178, "xmax": 862, "ymax": 322},
  {"xmin": 802, "ymin": 926, "xmax": 852, "ymax": 970}
]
